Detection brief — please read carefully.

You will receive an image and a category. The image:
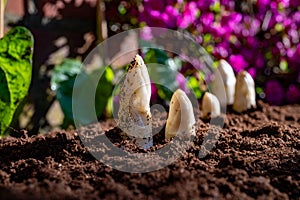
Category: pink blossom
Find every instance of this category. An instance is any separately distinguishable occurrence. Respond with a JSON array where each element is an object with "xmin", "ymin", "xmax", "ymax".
[
  {"xmin": 248, "ymin": 68, "xmax": 257, "ymax": 78},
  {"xmin": 197, "ymin": 0, "xmax": 215, "ymax": 10},
  {"xmin": 137, "ymin": 0, "xmax": 300, "ymax": 104},
  {"xmin": 229, "ymin": 55, "xmax": 248, "ymax": 73},
  {"xmin": 165, "ymin": 5, "xmax": 179, "ymax": 28},
  {"xmin": 140, "ymin": 26, "xmax": 153, "ymax": 41},
  {"xmin": 201, "ymin": 13, "xmax": 214, "ymax": 27},
  {"xmin": 177, "ymin": 2, "xmax": 199, "ymax": 29},
  {"xmin": 176, "ymin": 74, "xmax": 189, "ymax": 93}
]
